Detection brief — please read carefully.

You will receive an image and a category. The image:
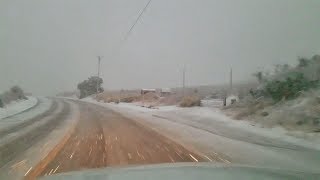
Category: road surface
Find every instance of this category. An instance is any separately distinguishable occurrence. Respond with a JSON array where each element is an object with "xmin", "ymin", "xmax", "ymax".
[
  {"xmin": 0, "ymin": 99, "xmax": 69, "ymax": 167},
  {"xmin": 2, "ymin": 97, "xmax": 319, "ymax": 179},
  {"xmin": 0, "ymin": 99, "xmax": 208, "ymax": 179},
  {"xmin": 40, "ymin": 101, "xmax": 206, "ymax": 176}
]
